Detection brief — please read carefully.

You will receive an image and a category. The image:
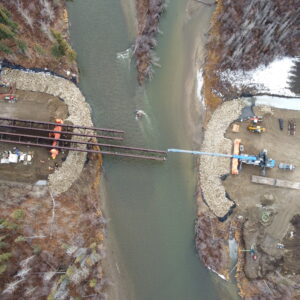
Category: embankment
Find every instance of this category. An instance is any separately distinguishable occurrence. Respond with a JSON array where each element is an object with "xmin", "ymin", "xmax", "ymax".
[
  {"xmin": 1, "ymin": 68, "xmax": 92, "ymax": 196},
  {"xmin": 199, "ymin": 99, "xmax": 245, "ymax": 218}
]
